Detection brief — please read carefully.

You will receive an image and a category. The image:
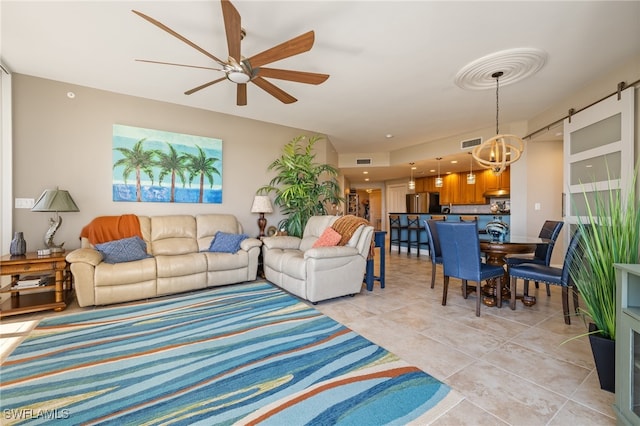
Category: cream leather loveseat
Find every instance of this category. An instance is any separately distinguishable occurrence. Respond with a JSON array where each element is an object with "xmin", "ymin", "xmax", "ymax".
[
  {"xmin": 261, "ymin": 215, "xmax": 374, "ymax": 303},
  {"xmin": 66, "ymin": 214, "xmax": 261, "ymax": 307}
]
